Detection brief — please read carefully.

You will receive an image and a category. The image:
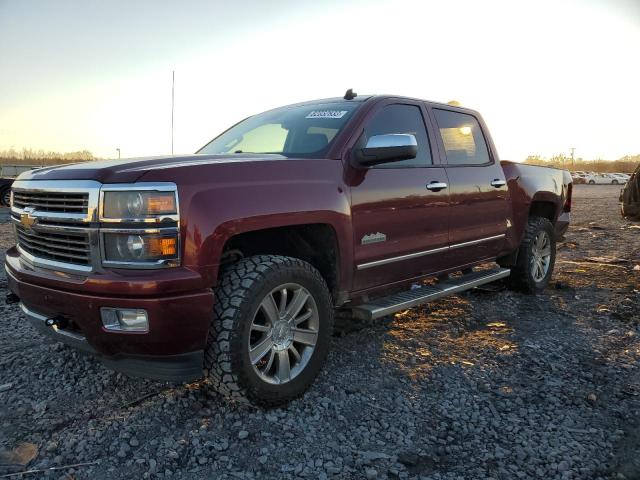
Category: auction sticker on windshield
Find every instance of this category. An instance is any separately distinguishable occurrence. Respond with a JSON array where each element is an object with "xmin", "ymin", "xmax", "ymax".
[{"xmin": 306, "ymin": 110, "xmax": 348, "ymax": 119}]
